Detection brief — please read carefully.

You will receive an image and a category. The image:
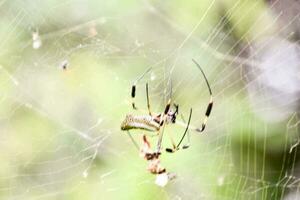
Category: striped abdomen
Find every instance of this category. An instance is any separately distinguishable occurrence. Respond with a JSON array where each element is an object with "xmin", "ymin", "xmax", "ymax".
[{"xmin": 121, "ymin": 114, "xmax": 160, "ymax": 132}]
